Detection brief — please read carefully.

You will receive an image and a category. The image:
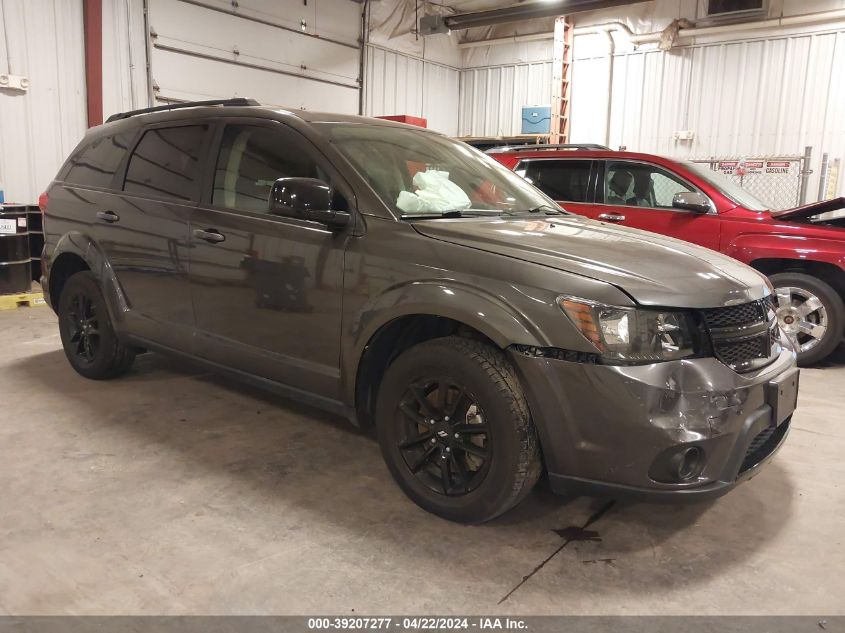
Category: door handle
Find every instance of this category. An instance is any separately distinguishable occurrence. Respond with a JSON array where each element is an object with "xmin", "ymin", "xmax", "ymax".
[
  {"xmin": 193, "ymin": 228, "xmax": 226, "ymax": 244},
  {"xmin": 598, "ymin": 213, "xmax": 626, "ymax": 223},
  {"xmin": 96, "ymin": 210, "xmax": 120, "ymax": 223}
]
